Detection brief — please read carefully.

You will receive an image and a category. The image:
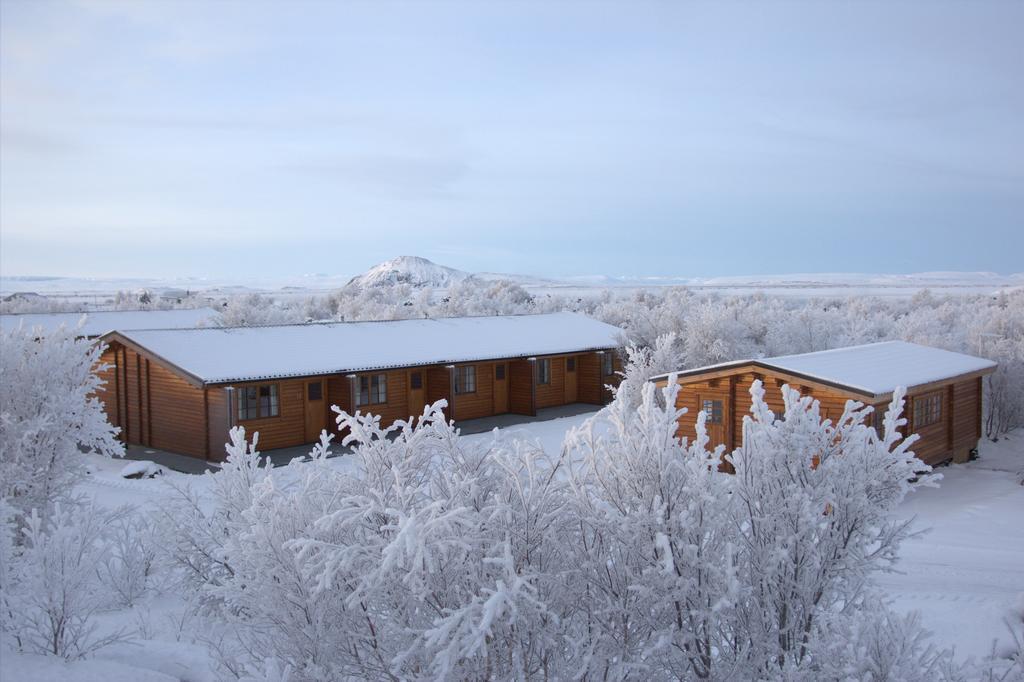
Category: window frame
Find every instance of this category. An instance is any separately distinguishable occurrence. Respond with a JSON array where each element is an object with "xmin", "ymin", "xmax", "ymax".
[
  {"xmin": 537, "ymin": 358, "xmax": 551, "ymax": 385},
  {"xmin": 357, "ymin": 373, "xmax": 388, "ymax": 406},
  {"xmin": 237, "ymin": 382, "xmax": 280, "ymax": 421},
  {"xmin": 913, "ymin": 391, "xmax": 942, "ymax": 428},
  {"xmin": 410, "ymin": 371, "xmax": 423, "ymax": 390},
  {"xmin": 602, "ymin": 352, "xmax": 614, "ymax": 377},
  {"xmin": 566, "ymin": 357, "xmax": 576, "ymax": 372},
  {"xmin": 307, "ymin": 381, "xmax": 323, "ymax": 401},
  {"xmin": 702, "ymin": 398, "xmax": 724, "ymax": 424},
  {"xmin": 454, "ymin": 365, "xmax": 477, "ymax": 395},
  {"xmin": 495, "ymin": 364, "xmax": 506, "ymax": 381}
]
